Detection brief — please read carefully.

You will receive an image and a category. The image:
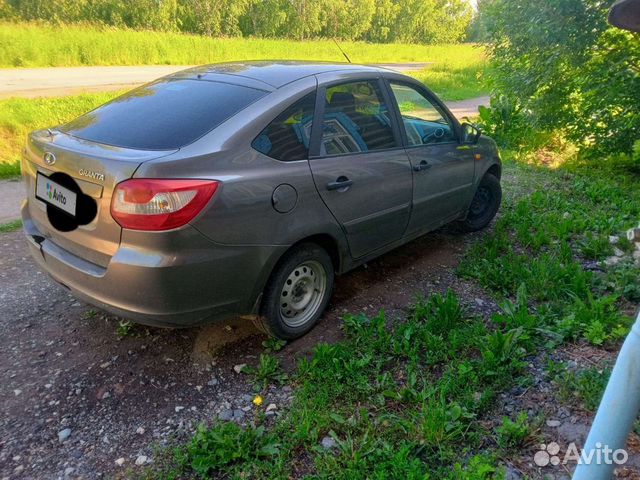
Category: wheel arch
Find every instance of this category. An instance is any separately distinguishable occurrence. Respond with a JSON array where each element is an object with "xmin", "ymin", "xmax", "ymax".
[
  {"xmin": 485, "ymin": 162, "xmax": 502, "ymax": 180},
  {"xmin": 248, "ymin": 232, "xmax": 346, "ymax": 315}
]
